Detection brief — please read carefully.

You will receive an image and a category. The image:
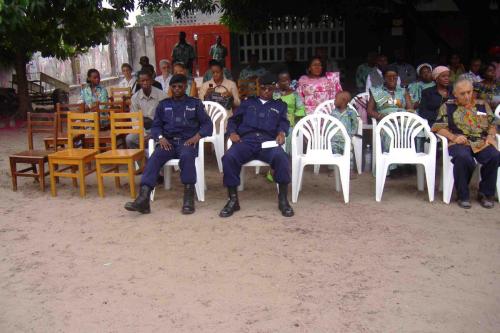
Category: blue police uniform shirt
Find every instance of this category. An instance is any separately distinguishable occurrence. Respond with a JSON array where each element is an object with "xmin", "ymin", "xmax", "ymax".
[
  {"xmin": 226, "ymin": 97, "xmax": 290, "ymax": 141},
  {"xmin": 151, "ymin": 96, "xmax": 213, "ymax": 141}
]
